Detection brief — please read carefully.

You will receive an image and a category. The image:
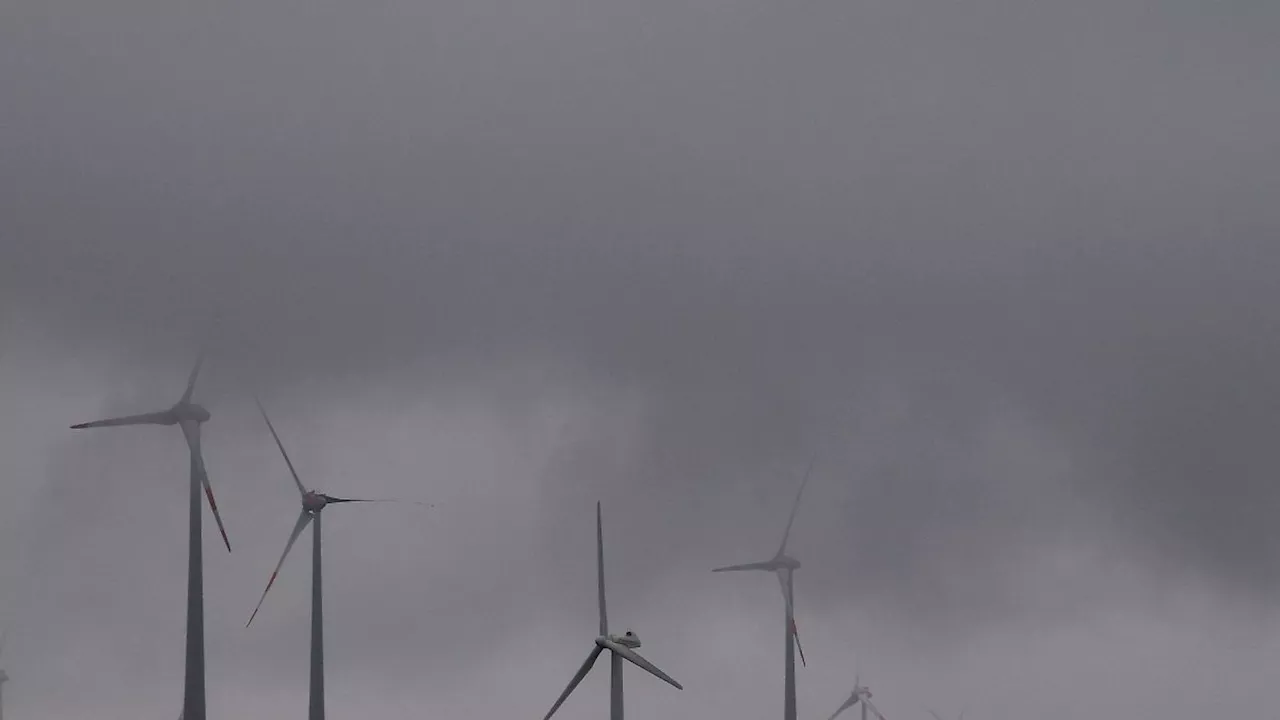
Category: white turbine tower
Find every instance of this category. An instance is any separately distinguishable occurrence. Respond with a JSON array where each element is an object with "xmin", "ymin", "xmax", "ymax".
[
  {"xmin": 541, "ymin": 502, "xmax": 684, "ymax": 720},
  {"xmin": 826, "ymin": 676, "xmax": 888, "ymax": 720},
  {"xmin": 711, "ymin": 459, "xmax": 814, "ymax": 720}
]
